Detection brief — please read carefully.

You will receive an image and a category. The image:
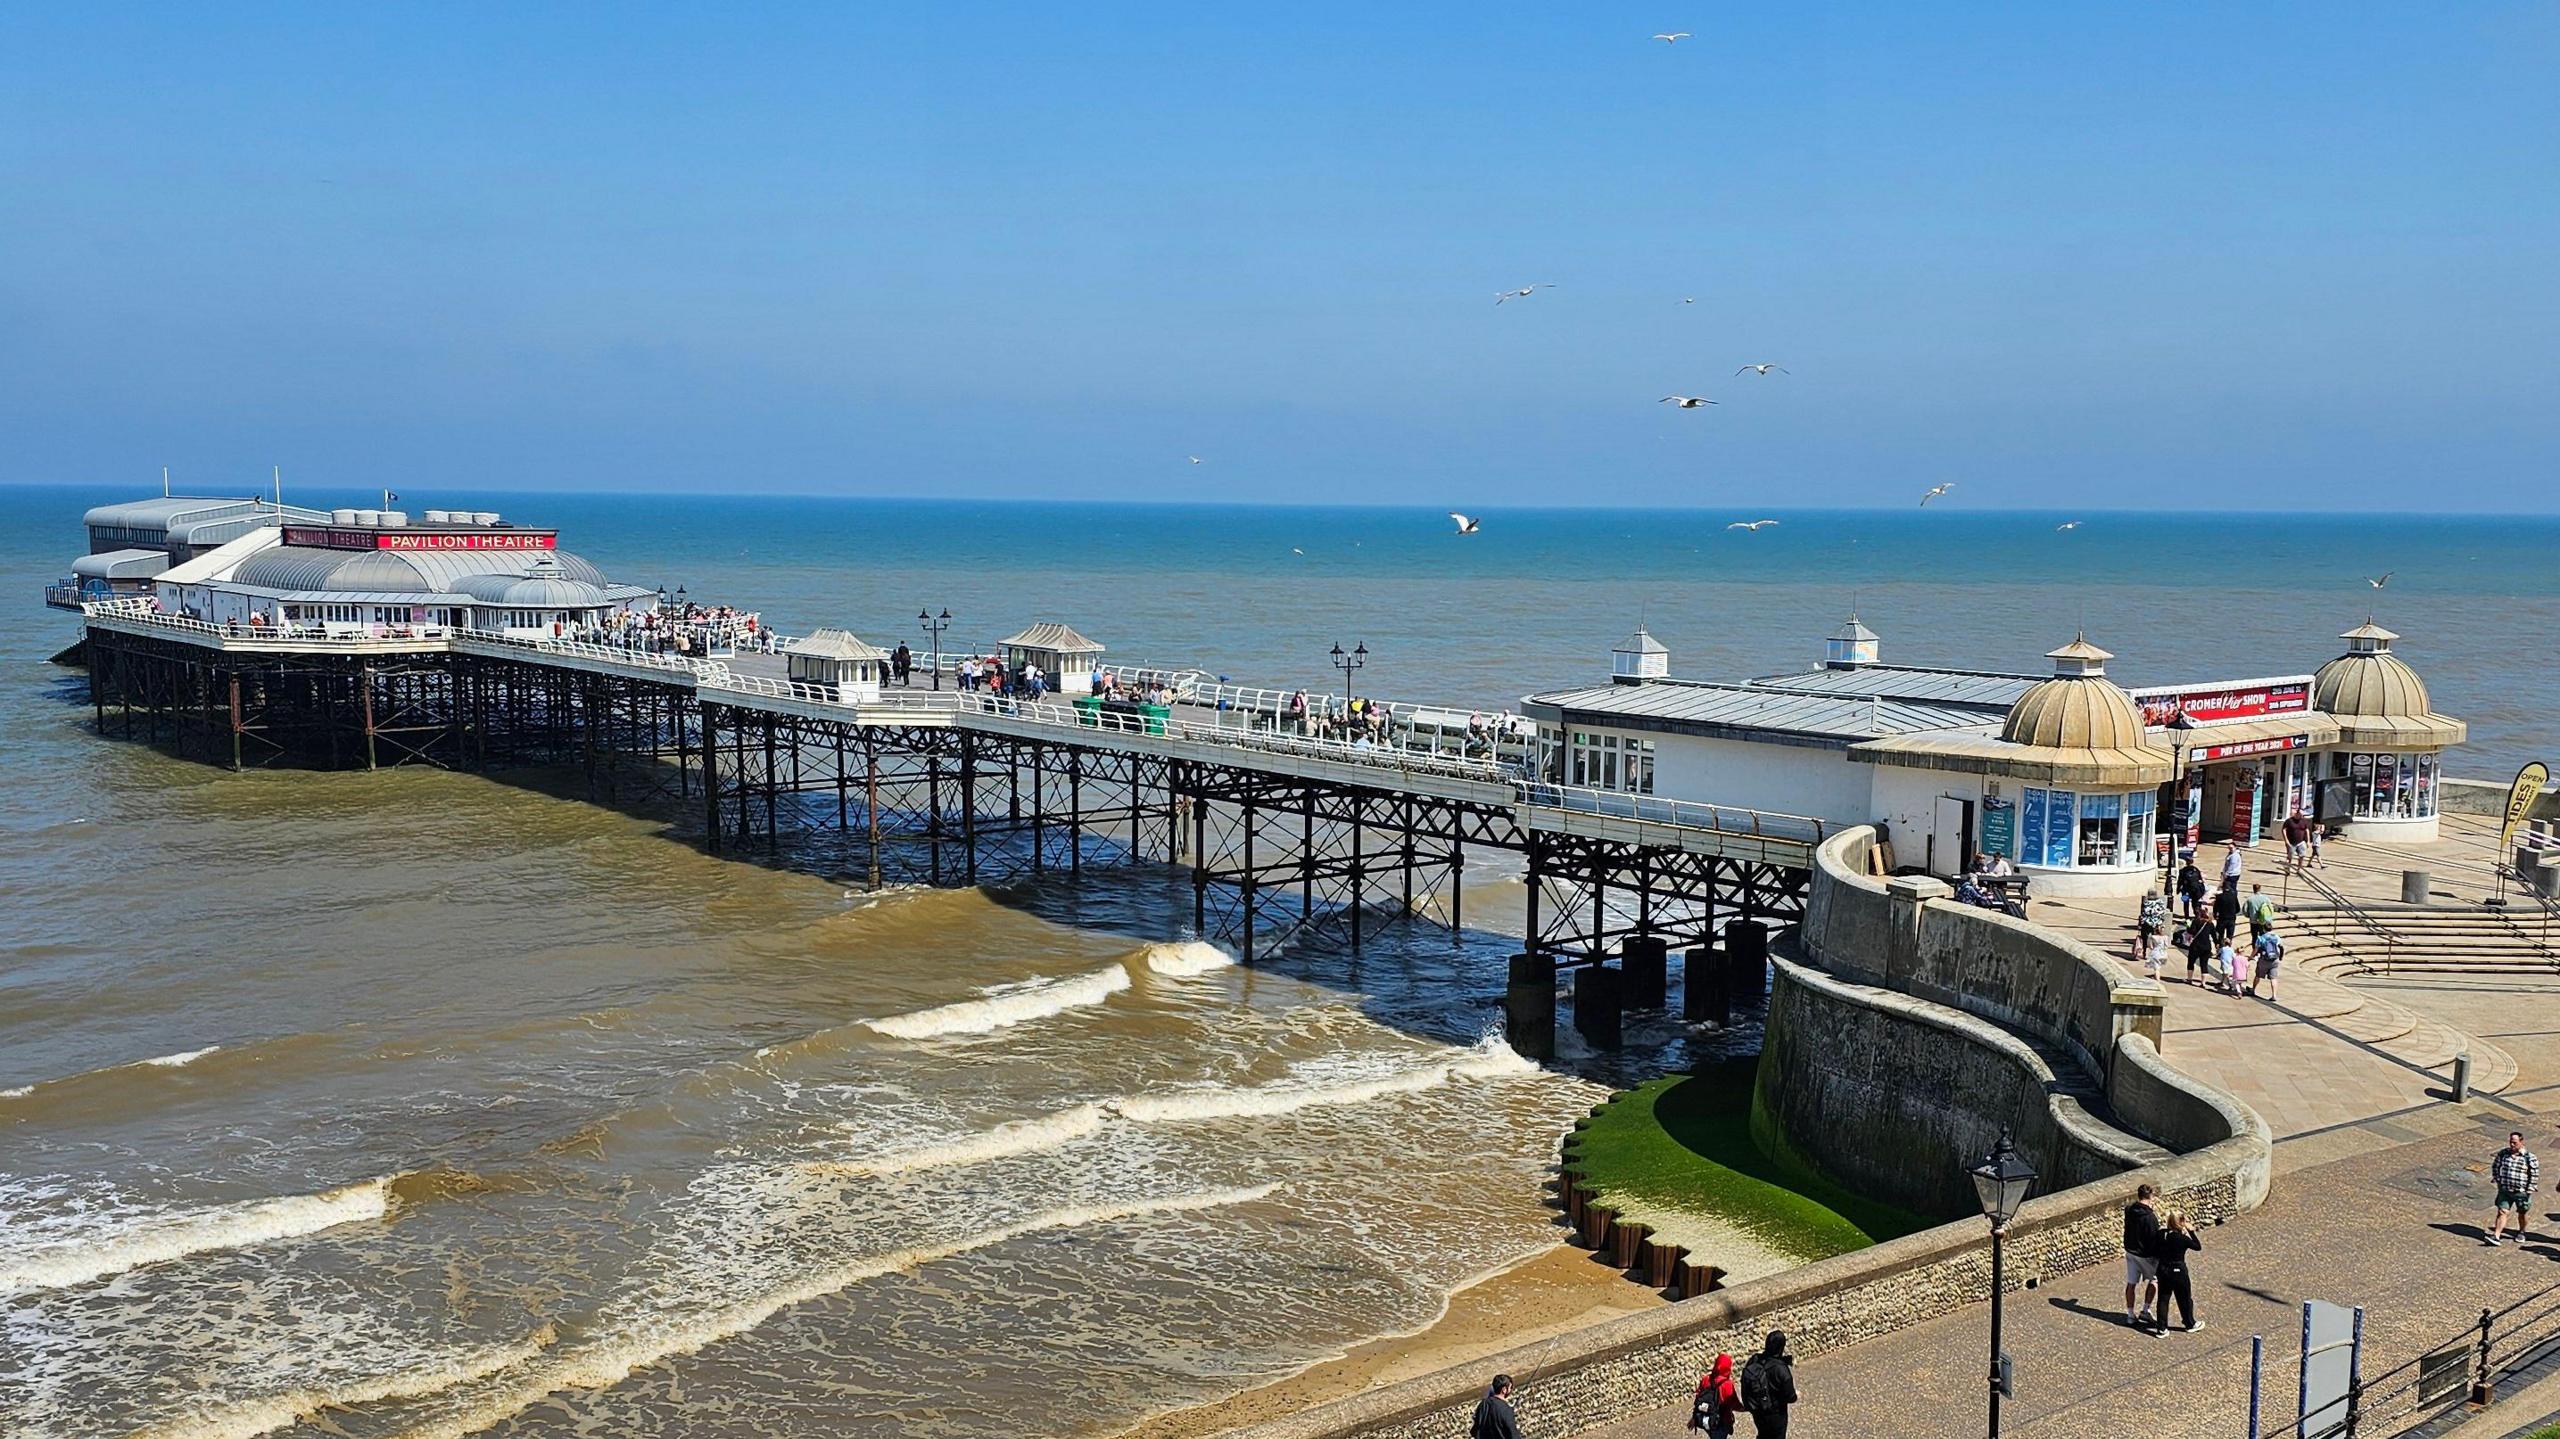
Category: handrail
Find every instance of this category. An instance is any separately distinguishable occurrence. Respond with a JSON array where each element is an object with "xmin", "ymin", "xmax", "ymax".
[
  {"xmin": 2290, "ymin": 867, "xmax": 2401, "ymax": 976},
  {"xmin": 2490, "ymin": 862, "xmax": 2559, "ymax": 966},
  {"xmin": 2295, "ymin": 1276, "xmax": 2560, "ymax": 1439},
  {"xmin": 1517, "ymin": 781, "xmax": 1827, "ymax": 844}
]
